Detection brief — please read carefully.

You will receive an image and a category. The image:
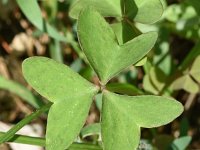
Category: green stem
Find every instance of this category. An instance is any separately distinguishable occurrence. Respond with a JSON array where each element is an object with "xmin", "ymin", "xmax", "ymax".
[
  {"xmin": 0, "ymin": 132, "xmax": 102, "ymax": 150},
  {"xmin": 50, "ymin": 39, "xmax": 63, "ymax": 63},
  {"xmin": 0, "ymin": 103, "xmax": 52, "ymax": 144},
  {"xmin": 0, "ymin": 132, "xmax": 45, "ymax": 146}
]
